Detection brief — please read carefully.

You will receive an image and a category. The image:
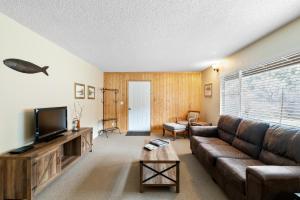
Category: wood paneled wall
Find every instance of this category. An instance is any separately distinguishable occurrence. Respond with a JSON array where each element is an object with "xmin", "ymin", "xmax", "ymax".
[{"xmin": 104, "ymin": 72, "xmax": 202, "ymax": 131}]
